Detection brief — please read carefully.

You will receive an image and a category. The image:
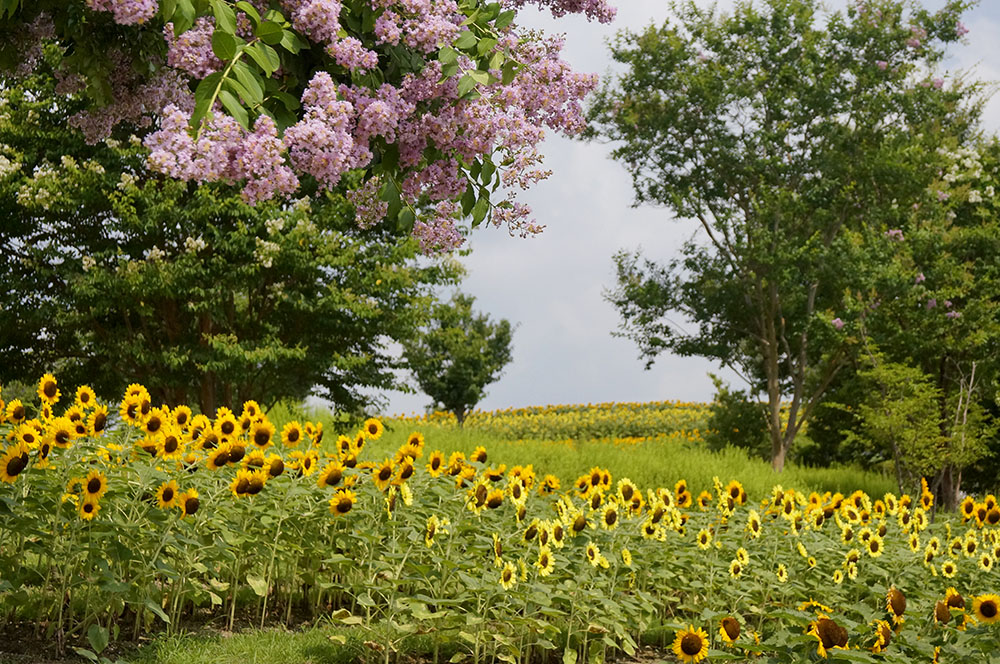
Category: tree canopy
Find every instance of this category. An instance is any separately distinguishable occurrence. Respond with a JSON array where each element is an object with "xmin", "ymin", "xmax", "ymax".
[
  {"xmin": 588, "ymin": 0, "xmax": 982, "ymax": 470},
  {"xmin": 0, "ymin": 0, "xmax": 614, "ymax": 251},
  {"xmin": 0, "ymin": 63, "xmax": 461, "ymax": 414},
  {"xmin": 402, "ymin": 292, "xmax": 513, "ymax": 424}
]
